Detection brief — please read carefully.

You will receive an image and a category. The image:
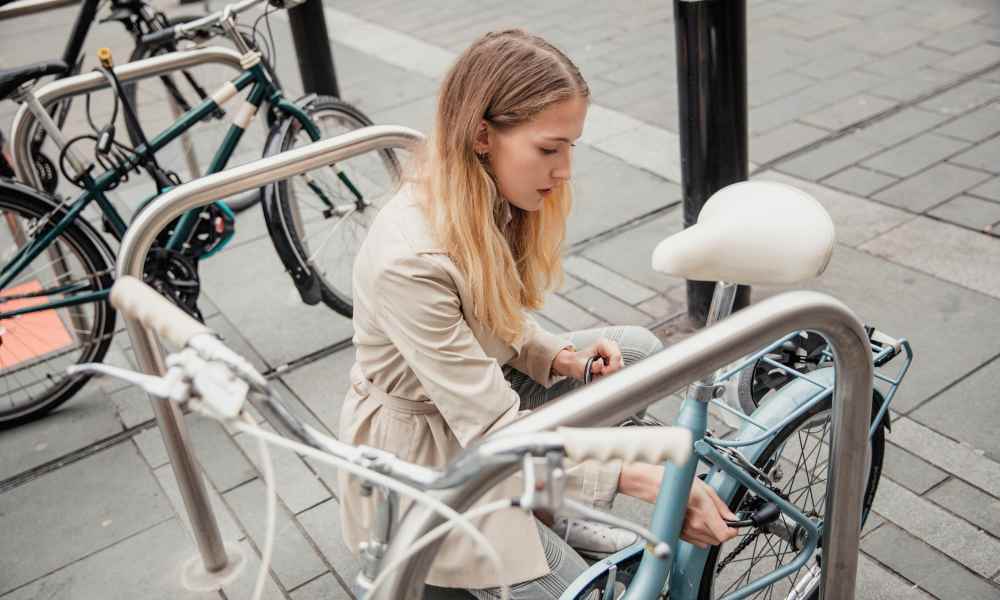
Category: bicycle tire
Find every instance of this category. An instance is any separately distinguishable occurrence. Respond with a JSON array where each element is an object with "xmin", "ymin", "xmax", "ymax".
[
  {"xmin": 696, "ymin": 392, "xmax": 886, "ymax": 599},
  {"xmin": 270, "ymin": 95, "xmax": 402, "ymax": 317},
  {"xmin": 0, "ymin": 183, "xmax": 116, "ymax": 428}
]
